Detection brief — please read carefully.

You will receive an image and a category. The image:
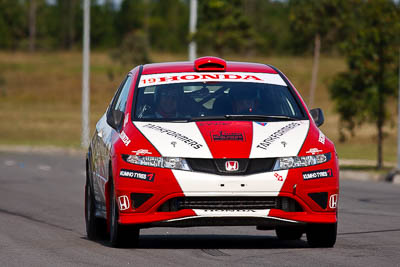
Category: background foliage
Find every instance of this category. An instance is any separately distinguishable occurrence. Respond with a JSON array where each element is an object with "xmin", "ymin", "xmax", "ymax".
[
  {"xmin": 0, "ymin": 0, "xmax": 310, "ymax": 55},
  {"xmin": 329, "ymin": 0, "xmax": 400, "ymax": 168}
]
